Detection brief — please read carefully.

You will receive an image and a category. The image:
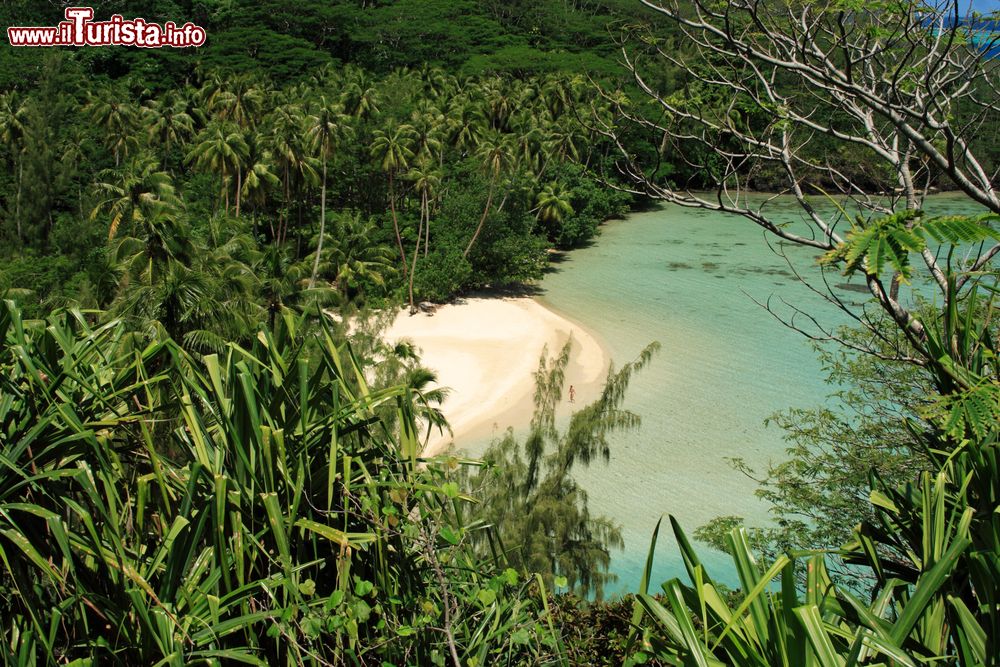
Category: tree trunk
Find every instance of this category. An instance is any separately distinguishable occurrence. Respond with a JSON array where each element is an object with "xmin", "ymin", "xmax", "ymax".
[
  {"xmin": 296, "ymin": 184, "xmax": 303, "ymax": 239},
  {"xmin": 15, "ymin": 159, "xmax": 22, "ymax": 242},
  {"xmin": 463, "ymin": 176, "xmax": 495, "ymax": 259},
  {"xmin": 280, "ymin": 166, "xmax": 290, "ymax": 244},
  {"xmin": 537, "ymin": 153, "xmax": 551, "ymax": 180},
  {"xmin": 222, "ymin": 167, "xmax": 229, "ymax": 215},
  {"xmin": 309, "ymin": 155, "xmax": 328, "ymax": 289},
  {"xmin": 408, "ymin": 189, "xmax": 426, "ymax": 314},
  {"xmin": 390, "ymin": 171, "xmax": 408, "ymax": 279},
  {"xmin": 235, "ymin": 164, "xmax": 242, "ymax": 218}
]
